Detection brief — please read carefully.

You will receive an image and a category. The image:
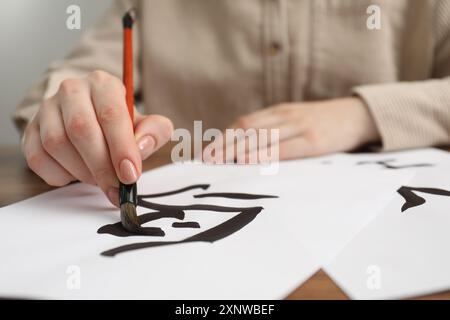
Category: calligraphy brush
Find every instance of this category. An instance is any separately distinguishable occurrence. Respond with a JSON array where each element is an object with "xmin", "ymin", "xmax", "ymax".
[{"xmin": 119, "ymin": 9, "xmax": 140, "ymax": 233}]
